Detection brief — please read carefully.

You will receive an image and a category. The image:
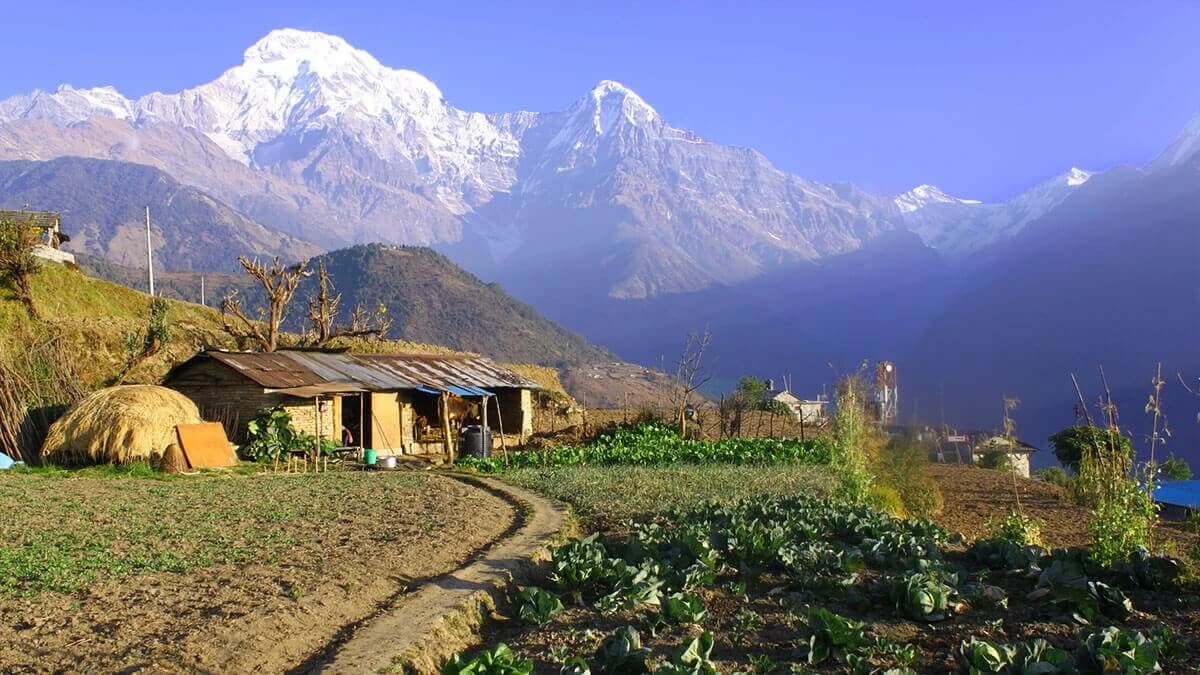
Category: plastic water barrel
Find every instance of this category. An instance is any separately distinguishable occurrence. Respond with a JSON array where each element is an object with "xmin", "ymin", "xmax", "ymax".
[
  {"xmin": 363, "ymin": 448, "xmax": 378, "ymax": 466},
  {"xmin": 459, "ymin": 426, "xmax": 492, "ymax": 458}
]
